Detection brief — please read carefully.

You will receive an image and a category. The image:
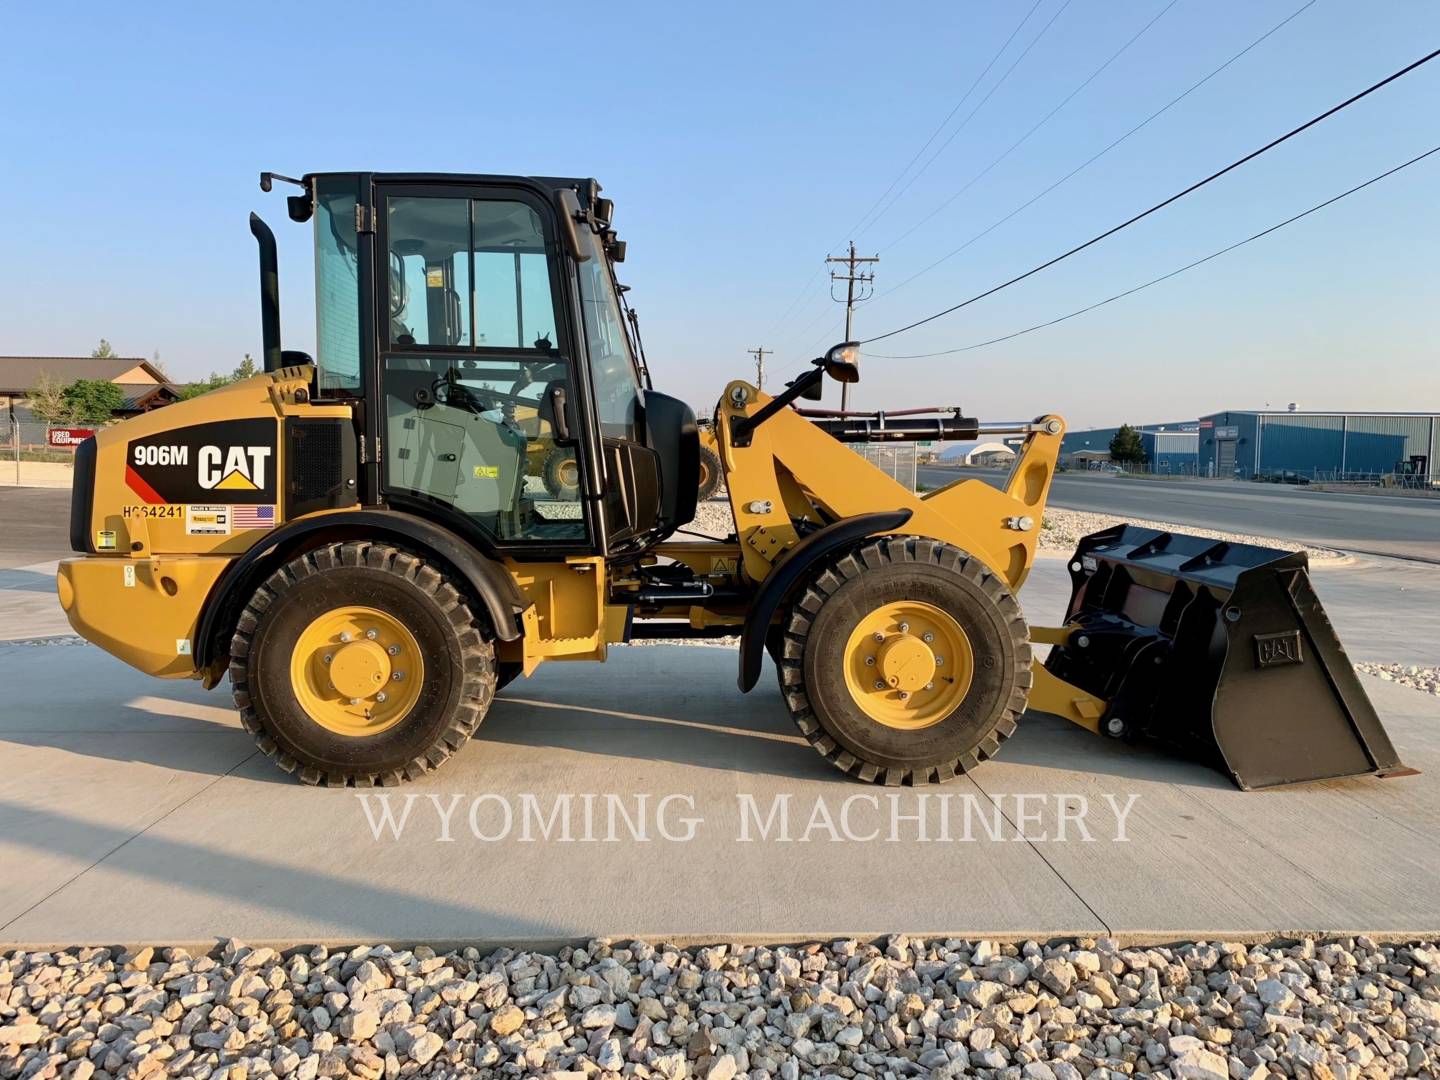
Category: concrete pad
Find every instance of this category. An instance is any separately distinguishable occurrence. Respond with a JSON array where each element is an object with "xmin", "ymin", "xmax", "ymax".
[
  {"xmin": 0, "ymin": 552, "xmax": 1435, "ymax": 947},
  {"xmin": 970, "ymin": 679, "xmax": 1439, "ymax": 939},
  {"xmin": 0, "ymin": 646, "xmax": 1101, "ymax": 947}
]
